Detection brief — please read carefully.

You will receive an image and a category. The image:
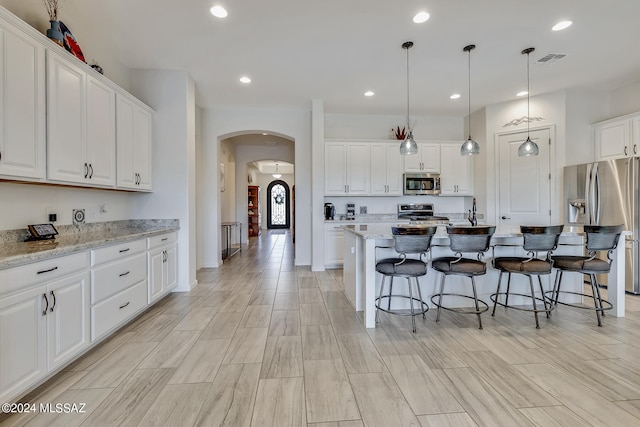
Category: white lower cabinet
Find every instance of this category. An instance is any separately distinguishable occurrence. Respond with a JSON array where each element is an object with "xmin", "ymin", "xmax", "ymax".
[
  {"xmin": 325, "ymin": 223, "xmax": 345, "ymax": 267},
  {"xmin": 90, "ymin": 239, "xmax": 147, "ymax": 341},
  {"xmin": 0, "ymin": 252, "xmax": 89, "ymax": 404},
  {"xmin": 47, "ymin": 271, "xmax": 90, "ymax": 371},
  {"xmin": 0, "ymin": 286, "xmax": 47, "ymax": 404},
  {"xmin": 148, "ymin": 232, "xmax": 178, "ymax": 303}
]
